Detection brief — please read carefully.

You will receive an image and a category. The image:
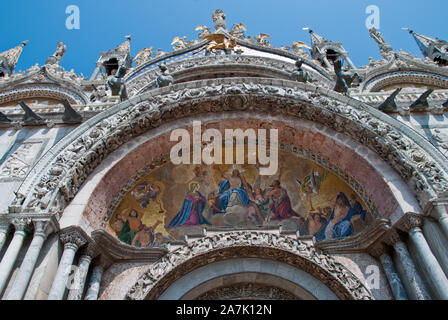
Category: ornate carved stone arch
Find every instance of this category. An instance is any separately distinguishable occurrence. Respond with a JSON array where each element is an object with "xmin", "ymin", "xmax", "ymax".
[
  {"xmin": 362, "ymin": 70, "xmax": 448, "ymax": 92},
  {"xmin": 125, "ymin": 231, "xmax": 374, "ymax": 300},
  {"xmin": 0, "ymin": 66, "xmax": 89, "ymax": 105},
  {"xmin": 11, "ymin": 78, "xmax": 448, "ymax": 221},
  {"xmin": 0, "ymin": 85, "xmax": 86, "ymax": 106},
  {"xmin": 124, "ymin": 55, "xmax": 333, "ymax": 98}
]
